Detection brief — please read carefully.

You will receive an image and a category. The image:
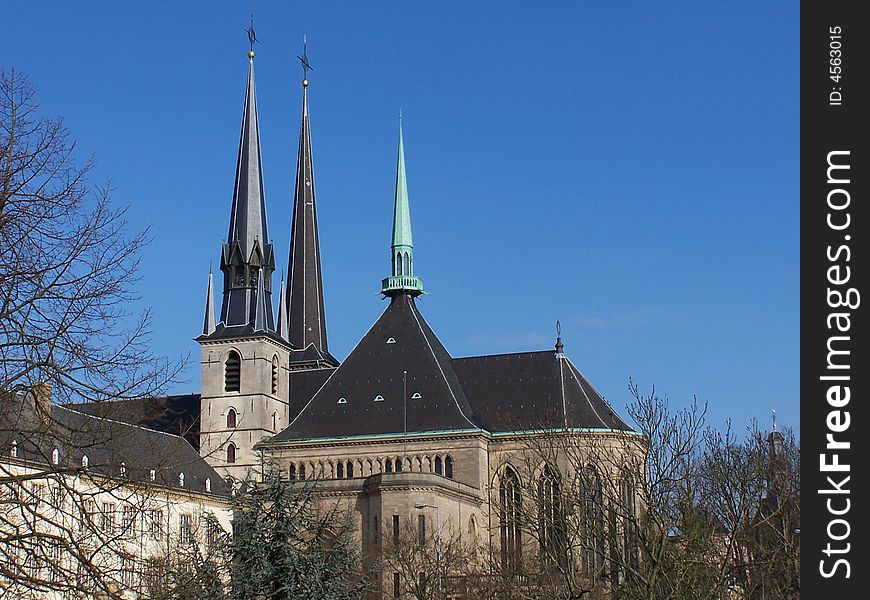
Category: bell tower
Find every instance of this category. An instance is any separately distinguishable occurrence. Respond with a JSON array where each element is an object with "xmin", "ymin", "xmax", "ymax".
[{"xmin": 197, "ymin": 37, "xmax": 291, "ymax": 482}]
